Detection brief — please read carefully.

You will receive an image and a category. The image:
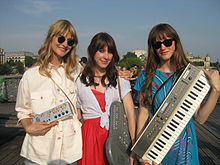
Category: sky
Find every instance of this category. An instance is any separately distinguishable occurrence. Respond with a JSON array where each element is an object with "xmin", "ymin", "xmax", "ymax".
[{"xmin": 0, "ymin": 0, "xmax": 220, "ymax": 62}]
